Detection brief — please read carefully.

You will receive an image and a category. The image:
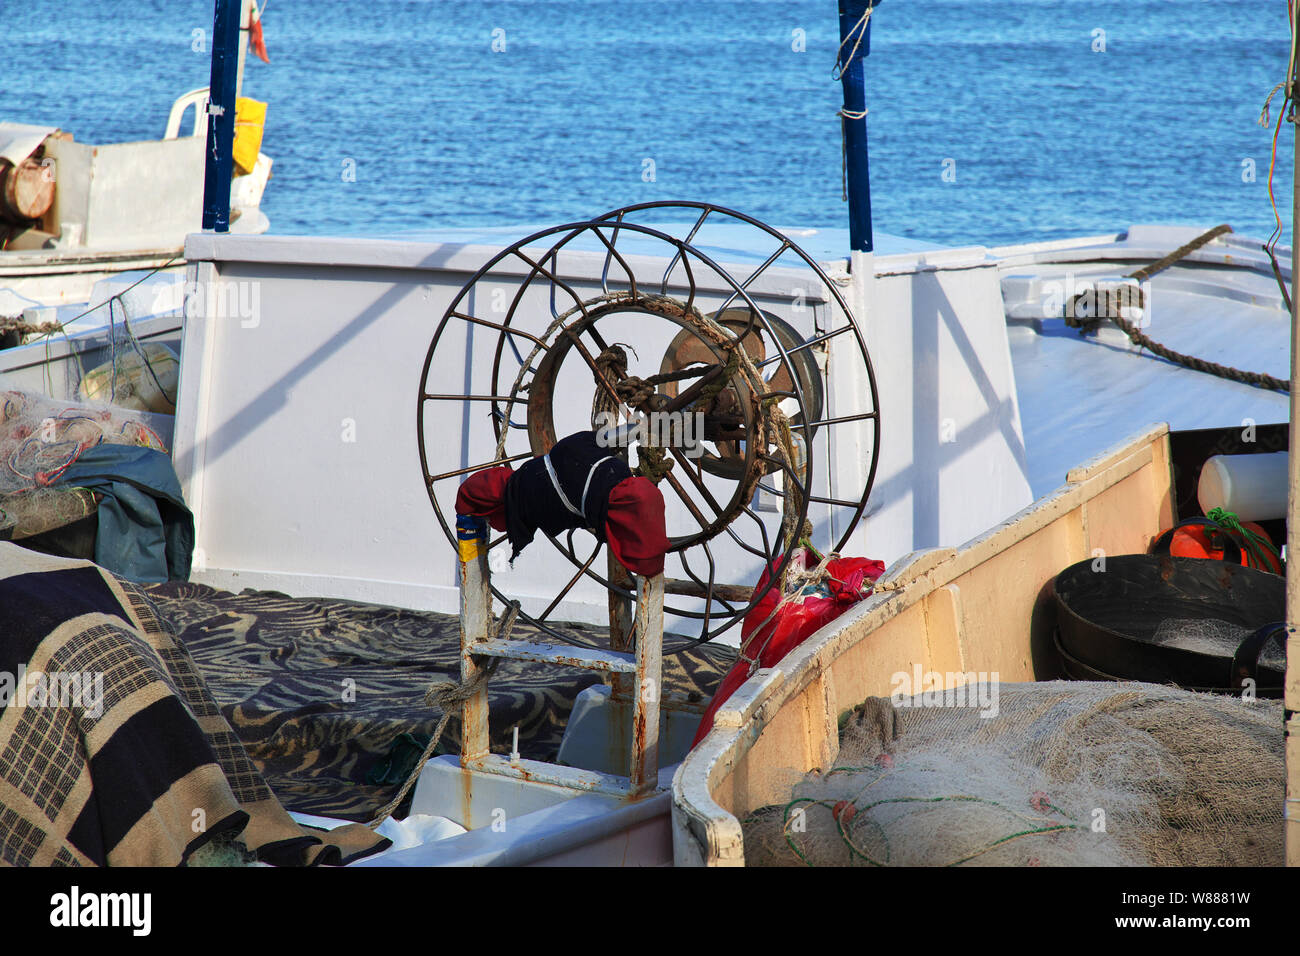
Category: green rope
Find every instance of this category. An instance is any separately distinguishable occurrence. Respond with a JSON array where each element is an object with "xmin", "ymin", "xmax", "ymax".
[
  {"xmin": 1205, "ymin": 507, "xmax": 1282, "ymax": 571},
  {"xmin": 799, "ymin": 537, "xmax": 824, "ymax": 562},
  {"xmin": 777, "ymin": 789, "xmax": 1086, "ymax": 867}
]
